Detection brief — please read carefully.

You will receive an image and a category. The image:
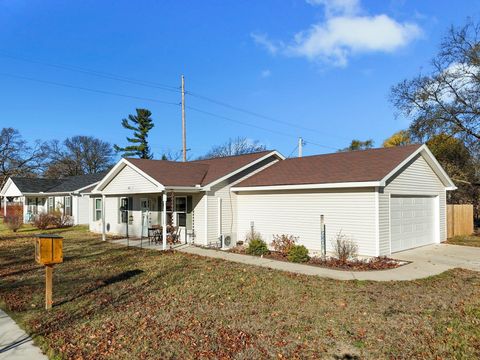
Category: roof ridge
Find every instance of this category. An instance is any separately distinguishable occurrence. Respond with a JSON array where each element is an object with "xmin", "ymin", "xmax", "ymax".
[{"xmin": 282, "ymin": 144, "xmax": 422, "ymax": 161}]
